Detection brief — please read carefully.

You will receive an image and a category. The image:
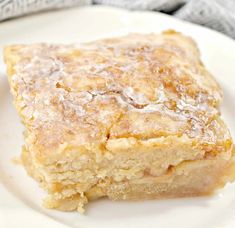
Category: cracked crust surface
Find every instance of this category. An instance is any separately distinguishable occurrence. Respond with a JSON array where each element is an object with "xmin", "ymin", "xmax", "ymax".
[
  {"xmin": 4, "ymin": 30, "xmax": 235, "ymax": 212},
  {"xmin": 4, "ymin": 31, "xmax": 228, "ymax": 157}
]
